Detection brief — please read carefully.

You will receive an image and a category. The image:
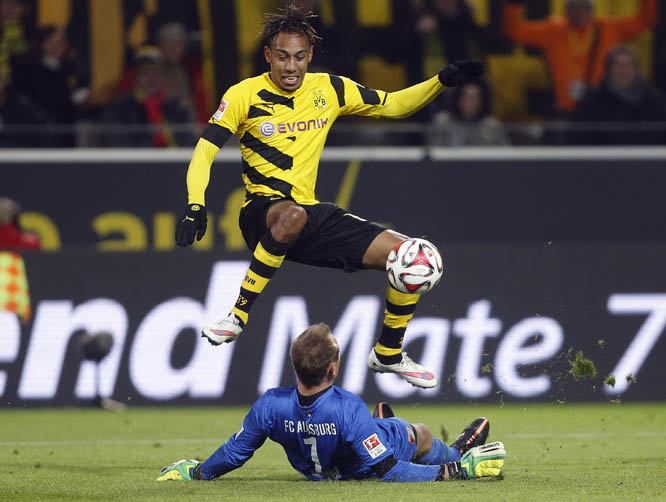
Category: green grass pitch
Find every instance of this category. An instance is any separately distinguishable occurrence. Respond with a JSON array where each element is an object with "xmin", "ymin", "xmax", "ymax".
[{"xmin": 1, "ymin": 403, "xmax": 664, "ymax": 501}]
